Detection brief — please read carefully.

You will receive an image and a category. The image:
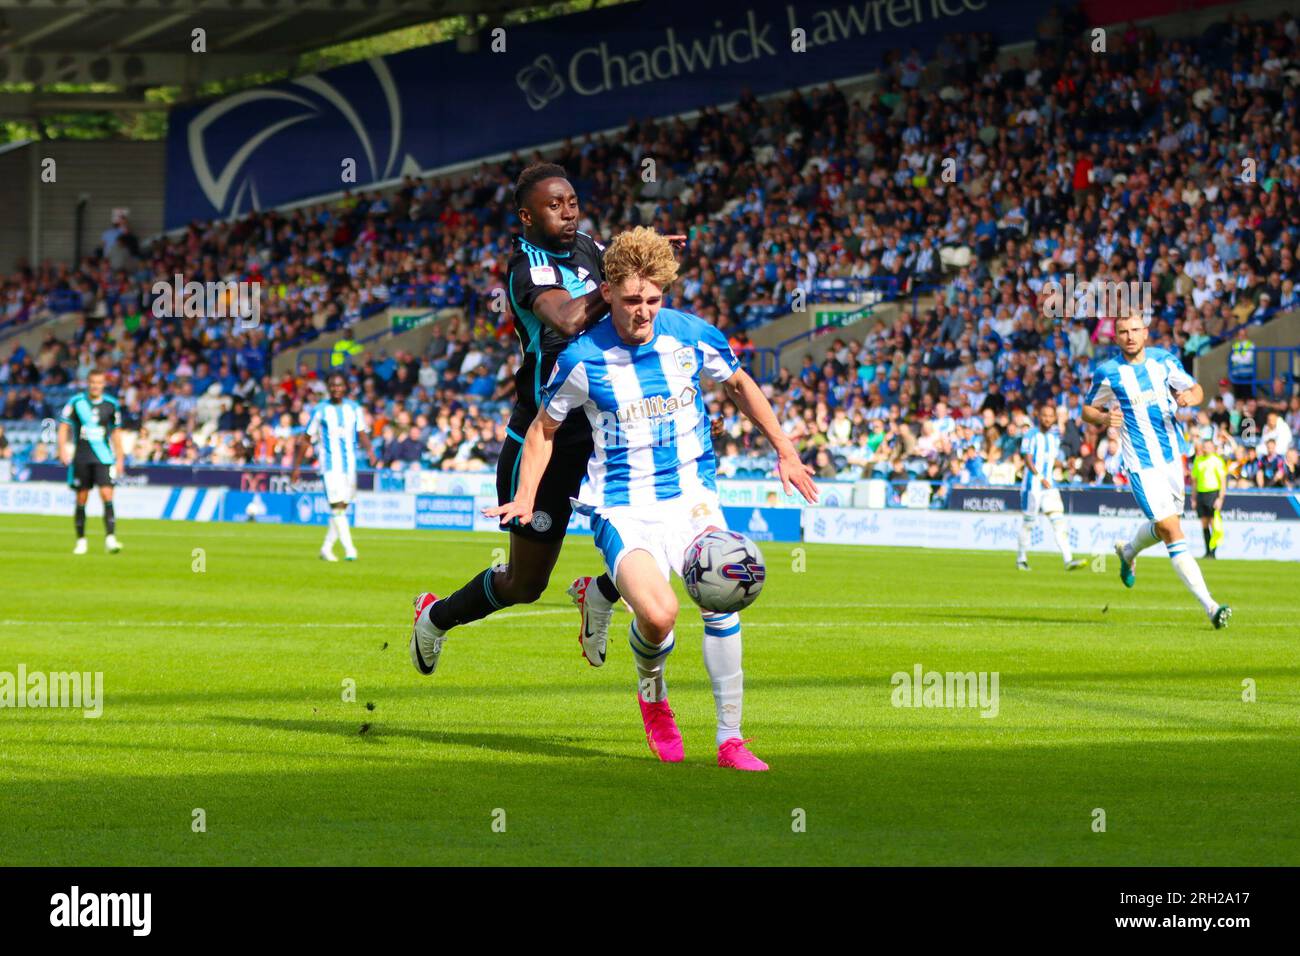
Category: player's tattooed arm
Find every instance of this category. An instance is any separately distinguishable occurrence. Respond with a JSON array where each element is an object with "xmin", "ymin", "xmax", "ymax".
[
  {"xmin": 722, "ymin": 369, "xmax": 819, "ymax": 504},
  {"xmin": 532, "ymin": 287, "xmax": 607, "ymax": 338},
  {"xmin": 483, "ymin": 409, "xmax": 561, "ymax": 526}
]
